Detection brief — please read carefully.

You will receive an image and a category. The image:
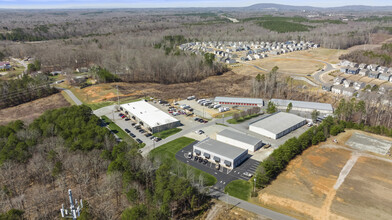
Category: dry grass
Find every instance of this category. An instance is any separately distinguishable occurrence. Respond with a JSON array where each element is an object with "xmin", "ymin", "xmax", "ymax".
[
  {"xmin": 280, "ymin": 48, "xmax": 347, "ymax": 64},
  {"xmin": 253, "ymin": 131, "xmax": 392, "ymax": 220},
  {"xmin": 0, "ymin": 93, "xmax": 70, "ymax": 125},
  {"xmin": 248, "ymin": 57, "xmax": 324, "ymax": 75}
]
